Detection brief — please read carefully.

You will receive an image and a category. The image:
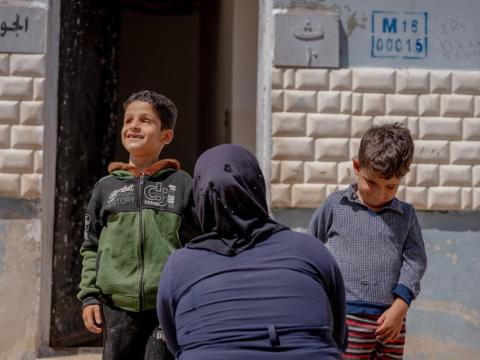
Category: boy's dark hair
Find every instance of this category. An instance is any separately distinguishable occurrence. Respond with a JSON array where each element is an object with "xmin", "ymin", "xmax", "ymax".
[
  {"xmin": 358, "ymin": 123, "xmax": 414, "ymax": 179},
  {"xmin": 123, "ymin": 90, "xmax": 178, "ymax": 130}
]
